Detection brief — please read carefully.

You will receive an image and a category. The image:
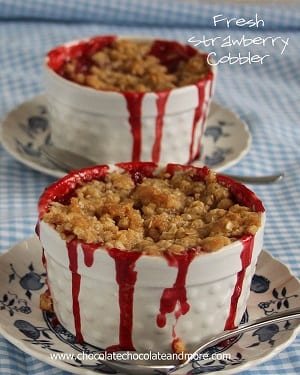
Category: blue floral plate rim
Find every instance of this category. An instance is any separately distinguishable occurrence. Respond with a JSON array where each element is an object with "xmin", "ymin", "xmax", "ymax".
[
  {"xmin": 0, "ymin": 95, "xmax": 251, "ymax": 178},
  {"xmin": 0, "ymin": 237, "xmax": 299, "ymax": 375}
]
